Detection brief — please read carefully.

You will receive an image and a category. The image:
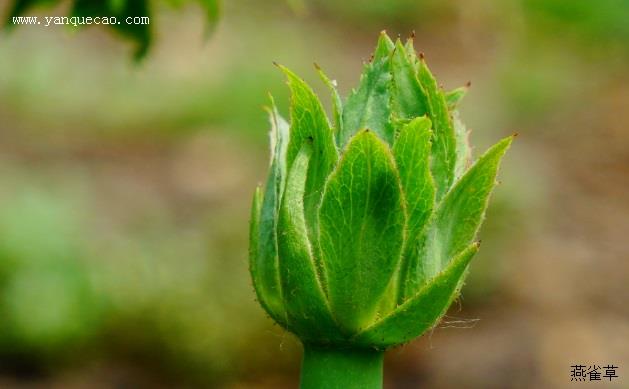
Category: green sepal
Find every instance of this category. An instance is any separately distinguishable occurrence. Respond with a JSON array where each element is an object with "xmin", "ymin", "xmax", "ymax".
[
  {"xmin": 318, "ymin": 130, "xmax": 406, "ymax": 333},
  {"xmin": 404, "ymin": 37, "xmax": 419, "ymax": 67},
  {"xmin": 249, "ymin": 186, "xmax": 287, "ymax": 326},
  {"xmin": 373, "ymin": 31, "xmax": 395, "ymax": 61},
  {"xmin": 277, "ymin": 144, "xmax": 340, "ymax": 342},
  {"xmin": 251, "ymin": 98, "xmax": 291, "ymax": 327},
  {"xmin": 445, "ymin": 85, "xmax": 469, "ymax": 110},
  {"xmin": 279, "ymin": 65, "xmax": 338, "ymax": 255},
  {"xmin": 392, "ymin": 117, "xmax": 435, "ymax": 302},
  {"xmin": 390, "ymin": 39, "xmax": 429, "ymax": 121},
  {"xmin": 420, "ymin": 136, "xmax": 513, "ymax": 281},
  {"xmin": 417, "ymin": 57, "xmax": 457, "ymax": 200},
  {"xmin": 340, "ymin": 33, "xmax": 395, "ymax": 146},
  {"xmin": 352, "ymin": 243, "xmax": 479, "ymax": 349},
  {"xmin": 452, "ymin": 110, "xmax": 472, "ymax": 179},
  {"xmin": 315, "ymin": 64, "xmax": 343, "ymax": 146}
]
